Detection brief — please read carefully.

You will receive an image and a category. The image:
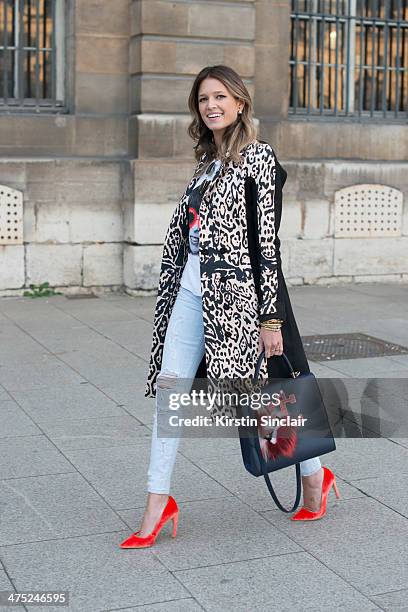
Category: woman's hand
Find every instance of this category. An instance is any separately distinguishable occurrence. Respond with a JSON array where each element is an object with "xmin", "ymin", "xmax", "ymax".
[{"xmin": 258, "ymin": 328, "xmax": 283, "ymax": 359}]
